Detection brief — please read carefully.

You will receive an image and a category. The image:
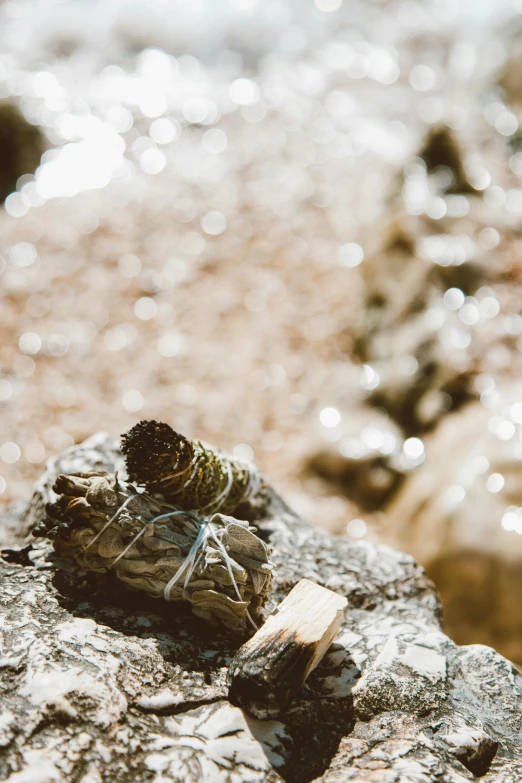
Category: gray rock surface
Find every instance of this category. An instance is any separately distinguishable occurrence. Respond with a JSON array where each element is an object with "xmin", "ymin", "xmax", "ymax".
[{"xmin": 1, "ymin": 434, "xmax": 522, "ymax": 782}]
